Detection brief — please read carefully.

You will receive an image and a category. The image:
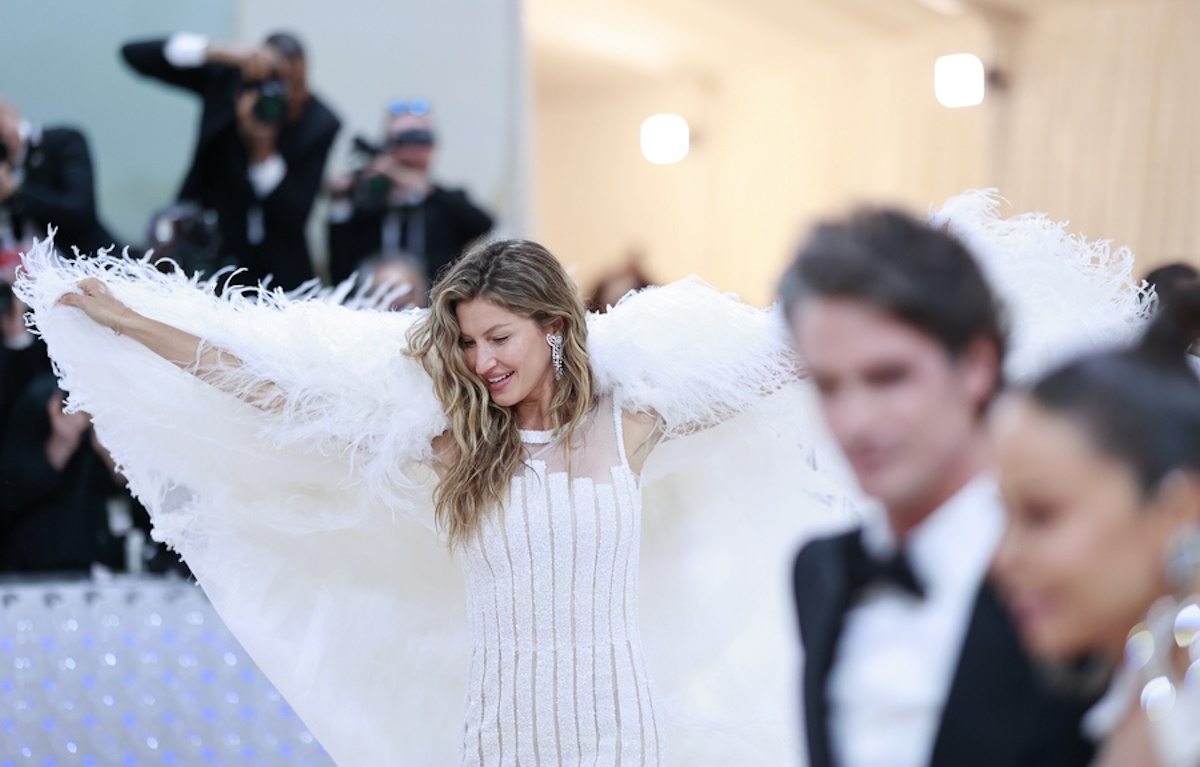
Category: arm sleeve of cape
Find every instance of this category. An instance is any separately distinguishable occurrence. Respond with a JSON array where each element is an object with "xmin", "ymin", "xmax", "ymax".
[
  {"xmin": 588, "ymin": 276, "xmax": 803, "ymax": 437},
  {"xmin": 14, "ymin": 237, "xmax": 470, "ymax": 767}
]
